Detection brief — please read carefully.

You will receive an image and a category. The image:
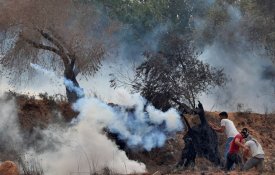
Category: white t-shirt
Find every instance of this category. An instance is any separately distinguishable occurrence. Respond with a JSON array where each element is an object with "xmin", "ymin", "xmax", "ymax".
[
  {"xmin": 245, "ymin": 139, "xmax": 265, "ymax": 158},
  {"xmin": 220, "ymin": 119, "xmax": 239, "ymax": 138}
]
